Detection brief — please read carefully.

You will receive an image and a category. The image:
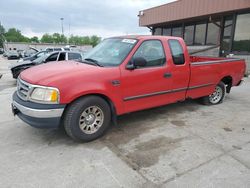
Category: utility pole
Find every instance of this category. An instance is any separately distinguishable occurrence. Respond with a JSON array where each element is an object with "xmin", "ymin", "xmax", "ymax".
[{"xmin": 60, "ymin": 18, "xmax": 64, "ymax": 35}]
